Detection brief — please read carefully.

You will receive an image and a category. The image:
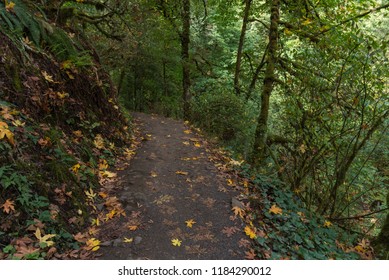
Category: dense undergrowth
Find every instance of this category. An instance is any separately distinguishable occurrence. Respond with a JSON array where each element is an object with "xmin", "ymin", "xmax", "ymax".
[{"xmin": 0, "ymin": 1, "xmax": 132, "ymax": 259}]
